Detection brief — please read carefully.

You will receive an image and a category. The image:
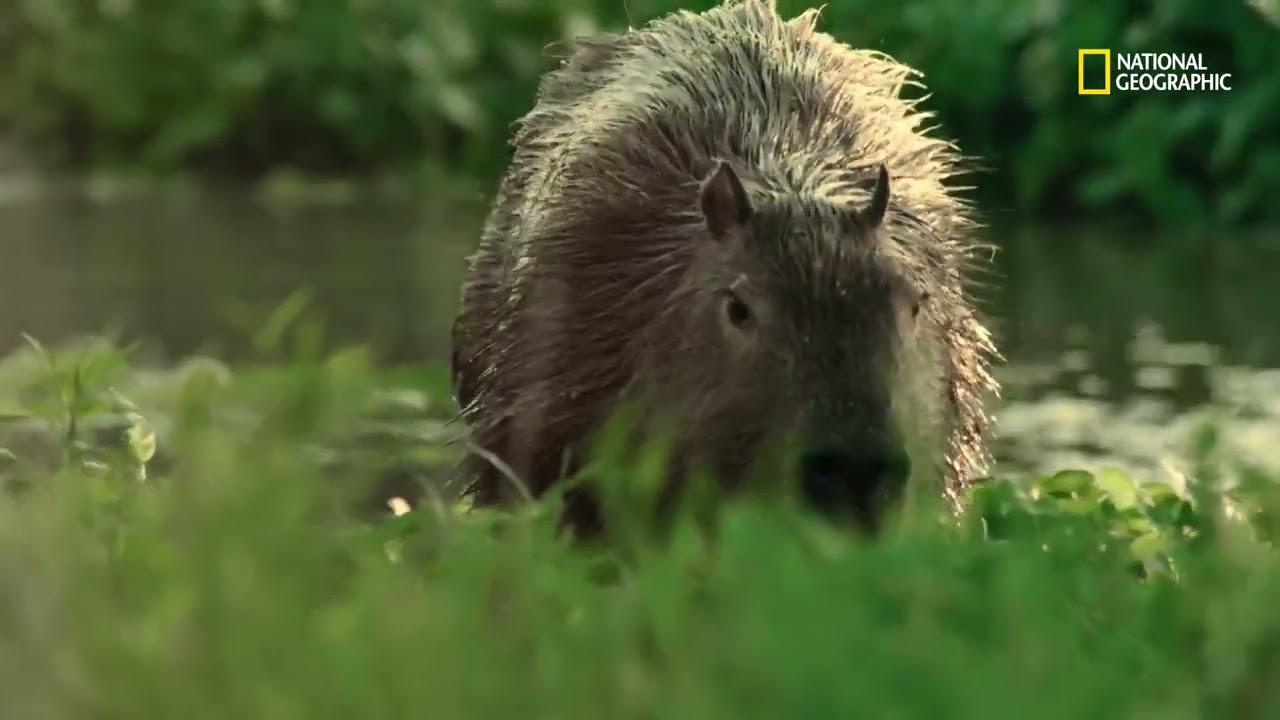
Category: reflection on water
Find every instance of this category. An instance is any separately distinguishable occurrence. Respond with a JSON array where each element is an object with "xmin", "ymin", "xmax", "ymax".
[
  {"xmin": 1, "ymin": 186, "xmax": 1278, "ymax": 477},
  {"xmin": 0, "ymin": 184, "xmax": 487, "ymax": 364},
  {"xmin": 996, "ymin": 322, "xmax": 1280, "ymax": 480}
]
